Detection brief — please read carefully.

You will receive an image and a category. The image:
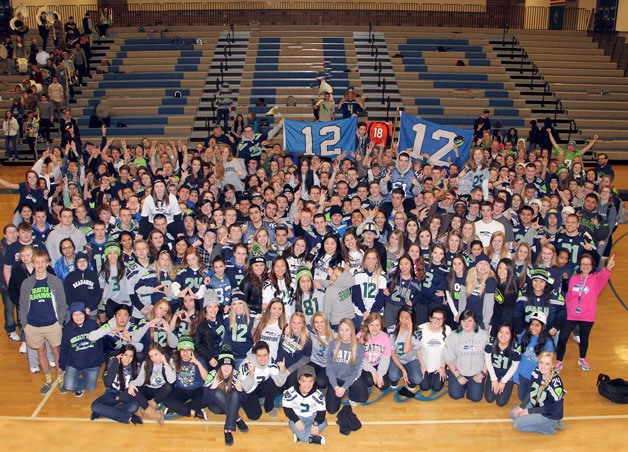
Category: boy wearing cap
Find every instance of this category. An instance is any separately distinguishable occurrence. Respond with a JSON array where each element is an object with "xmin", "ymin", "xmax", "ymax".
[{"xmin": 282, "ymin": 364, "xmax": 327, "ymax": 444}]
